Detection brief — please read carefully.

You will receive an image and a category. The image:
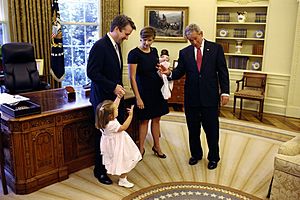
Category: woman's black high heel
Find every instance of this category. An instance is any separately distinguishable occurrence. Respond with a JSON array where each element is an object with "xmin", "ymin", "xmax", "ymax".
[
  {"xmin": 152, "ymin": 146, "xmax": 166, "ymax": 158},
  {"xmin": 139, "ymin": 149, "xmax": 145, "ymax": 162},
  {"xmin": 142, "ymin": 149, "xmax": 145, "ymax": 157}
]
